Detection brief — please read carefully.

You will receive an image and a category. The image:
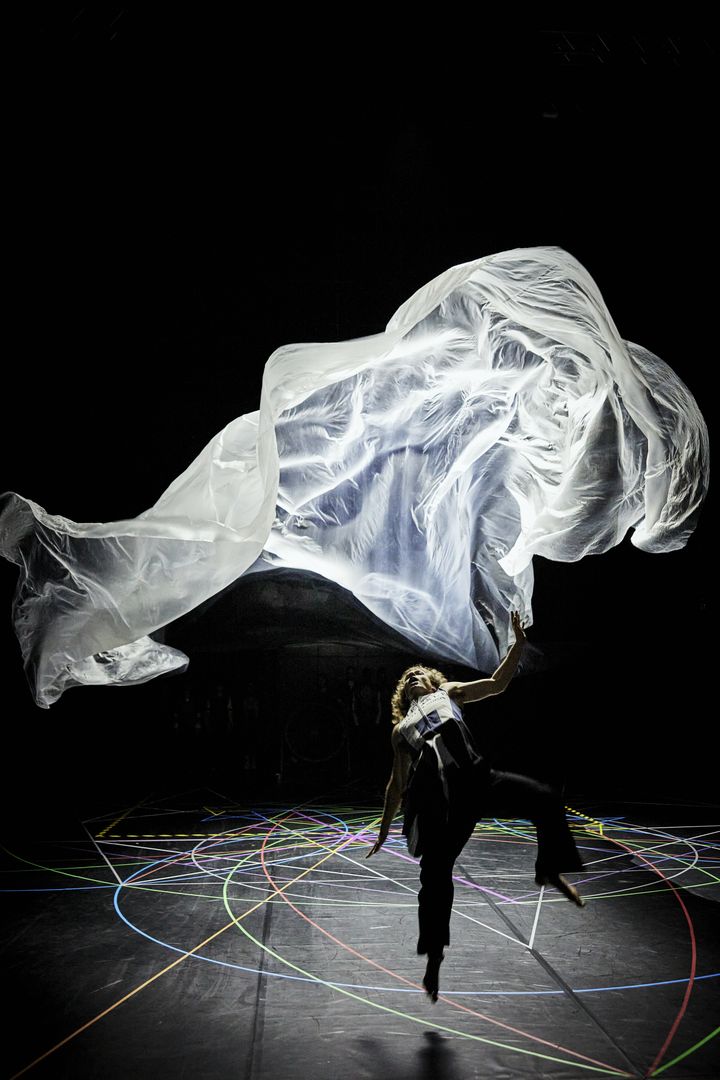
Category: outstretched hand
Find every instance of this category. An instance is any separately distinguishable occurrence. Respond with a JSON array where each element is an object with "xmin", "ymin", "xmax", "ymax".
[
  {"xmin": 366, "ymin": 832, "xmax": 387, "ymax": 858},
  {"xmin": 511, "ymin": 610, "xmax": 527, "ymax": 644}
]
